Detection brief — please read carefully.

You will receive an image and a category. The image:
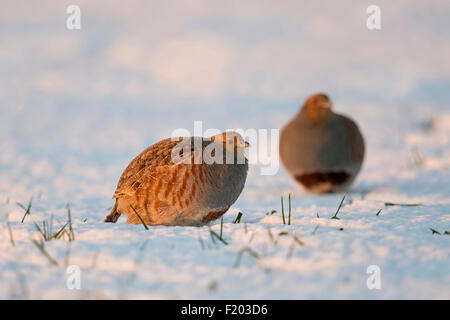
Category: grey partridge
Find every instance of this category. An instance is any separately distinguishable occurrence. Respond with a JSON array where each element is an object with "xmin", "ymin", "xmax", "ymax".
[
  {"xmin": 280, "ymin": 93, "xmax": 365, "ymax": 193},
  {"xmin": 105, "ymin": 132, "xmax": 249, "ymax": 226}
]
